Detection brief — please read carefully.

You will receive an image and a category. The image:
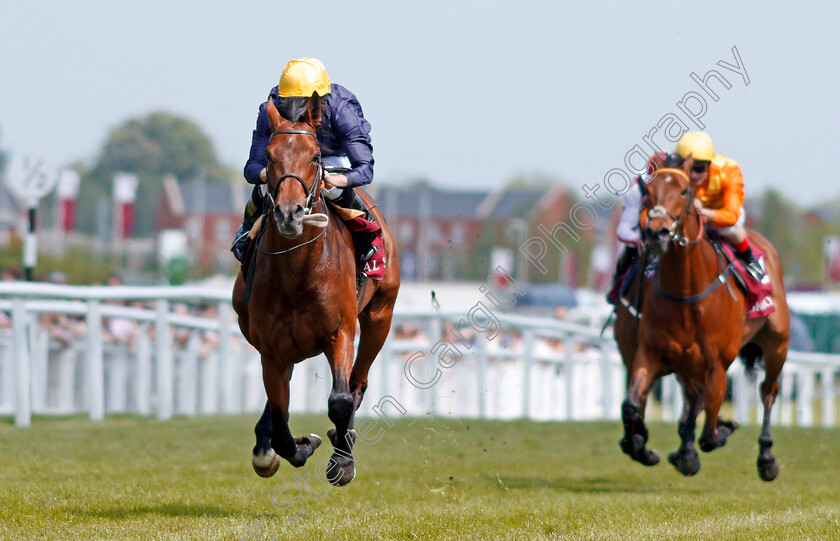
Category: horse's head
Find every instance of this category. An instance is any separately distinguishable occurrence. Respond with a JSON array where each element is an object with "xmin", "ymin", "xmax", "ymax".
[
  {"xmin": 641, "ymin": 167, "xmax": 697, "ymax": 255},
  {"xmin": 264, "ymin": 93, "xmax": 323, "ymax": 238}
]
